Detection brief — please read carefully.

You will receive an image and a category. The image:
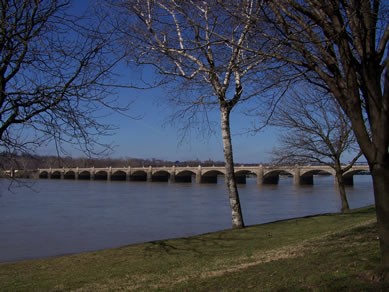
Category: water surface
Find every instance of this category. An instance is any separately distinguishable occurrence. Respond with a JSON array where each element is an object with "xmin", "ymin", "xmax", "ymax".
[{"xmin": 0, "ymin": 175, "xmax": 374, "ymax": 262}]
